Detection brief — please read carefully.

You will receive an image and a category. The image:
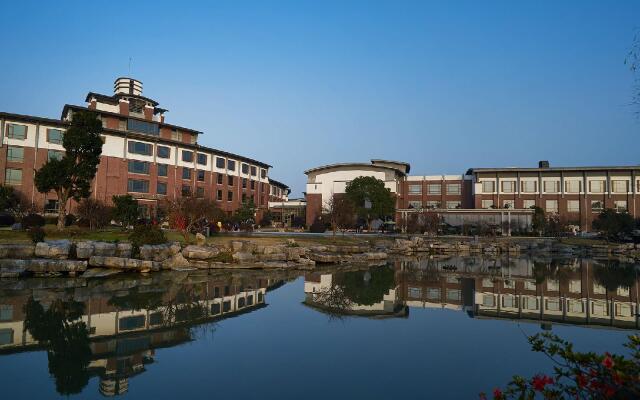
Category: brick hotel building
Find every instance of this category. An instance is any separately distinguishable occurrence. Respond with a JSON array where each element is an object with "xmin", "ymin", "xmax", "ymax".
[
  {"xmin": 0, "ymin": 77, "xmax": 289, "ymax": 219},
  {"xmin": 305, "ymin": 160, "xmax": 640, "ymax": 232}
]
